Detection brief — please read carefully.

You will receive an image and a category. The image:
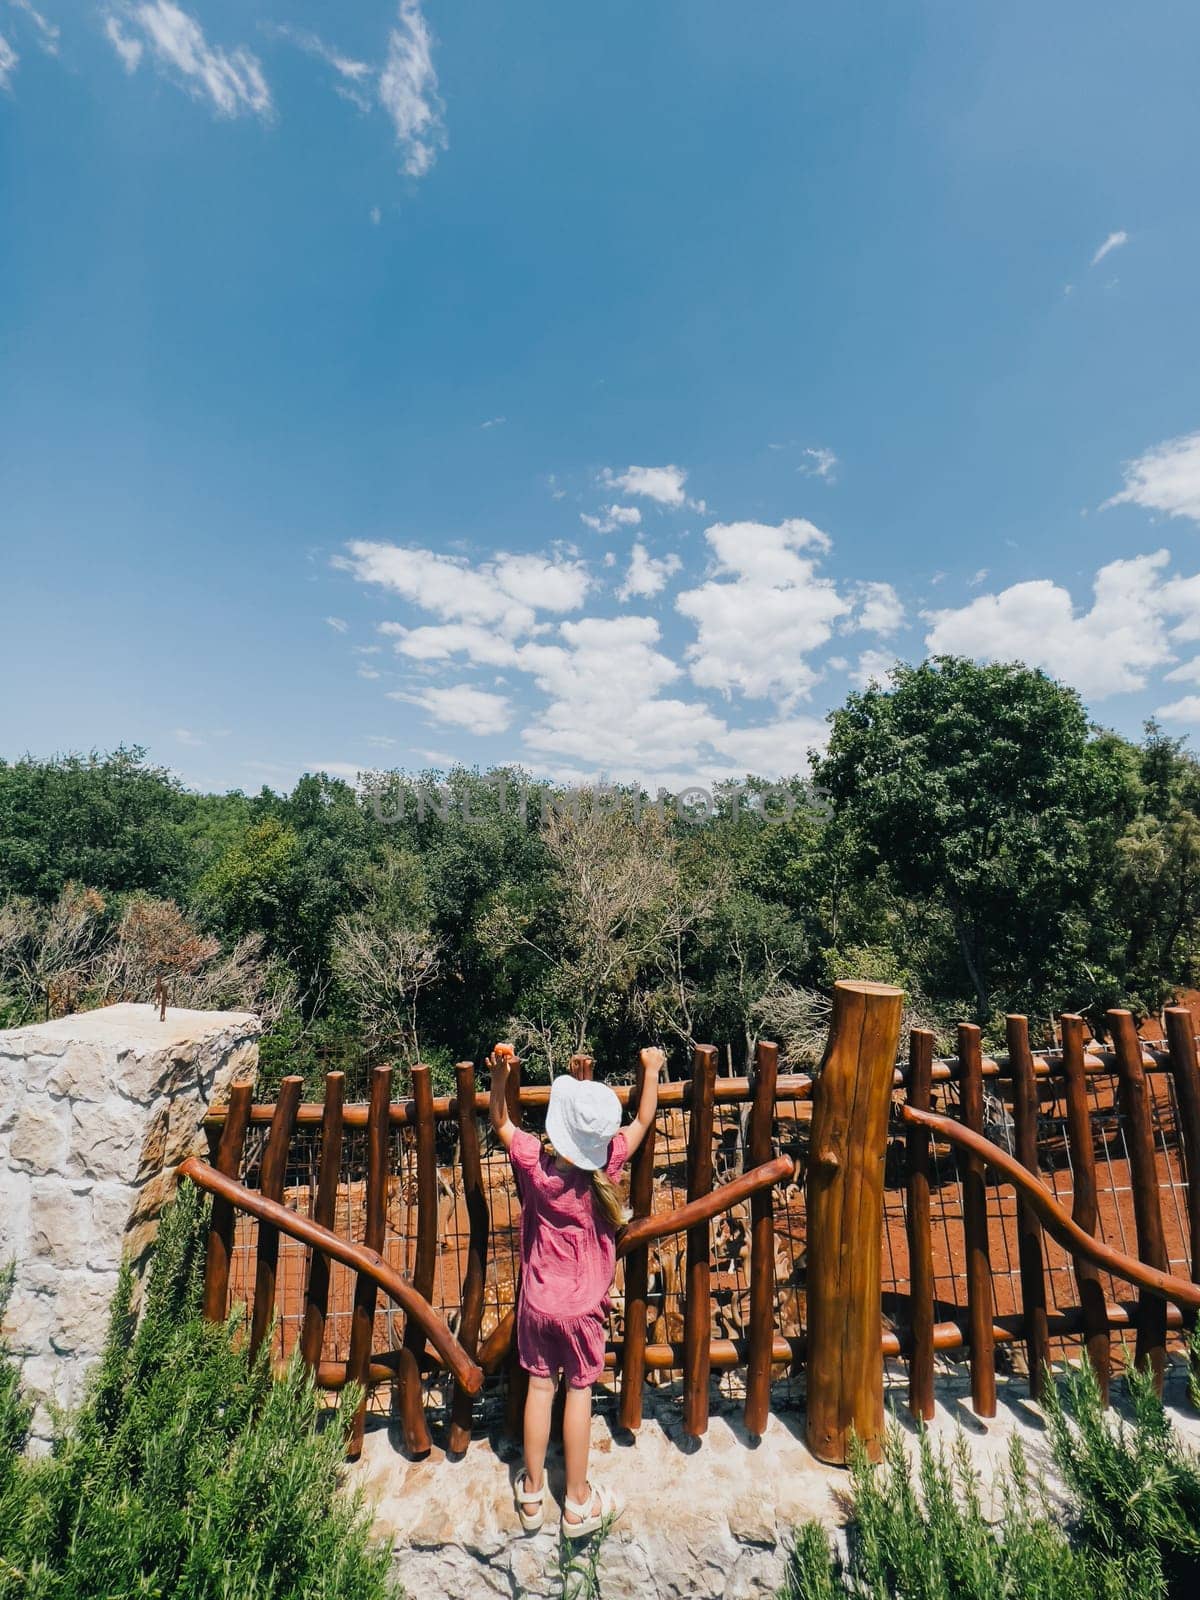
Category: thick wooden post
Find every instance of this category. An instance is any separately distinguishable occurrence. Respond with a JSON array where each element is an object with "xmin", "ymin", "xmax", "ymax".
[
  {"xmin": 1006, "ymin": 1015, "xmax": 1049, "ymax": 1399},
  {"xmin": 744, "ymin": 1039, "xmax": 779, "ymax": 1437},
  {"xmin": 905, "ymin": 1029, "xmax": 936, "ymax": 1422},
  {"xmin": 805, "ymin": 982, "xmax": 904, "ymax": 1465},
  {"xmin": 1059, "ymin": 1014, "xmax": 1110, "ymax": 1402},
  {"xmin": 618, "ymin": 1050, "xmax": 656, "ymax": 1432},
  {"xmin": 299, "ymin": 1072, "xmax": 345, "ymax": 1372},
  {"xmin": 1164, "ymin": 1008, "xmax": 1200, "ymax": 1283},
  {"xmin": 683, "ymin": 1044, "xmax": 718, "ymax": 1438},
  {"xmin": 1108, "ymin": 1010, "xmax": 1169, "ymax": 1393},
  {"xmin": 449, "ymin": 1062, "xmax": 489, "ymax": 1454},
  {"xmin": 347, "ymin": 1064, "xmax": 392, "ymax": 1459},
  {"xmin": 504, "ymin": 1054, "xmax": 529, "ymax": 1440},
  {"xmin": 249, "ymin": 1076, "xmax": 302, "ymax": 1360},
  {"xmin": 202, "ymin": 1080, "xmax": 254, "ymax": 1322},
  {"xmin": 958, "ymin": 1022, "xmax": 996, "ymax": 1418},
  {"xmin": 394, "ymin": 1065, "xmax": 436, "ymax": 1455}
]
